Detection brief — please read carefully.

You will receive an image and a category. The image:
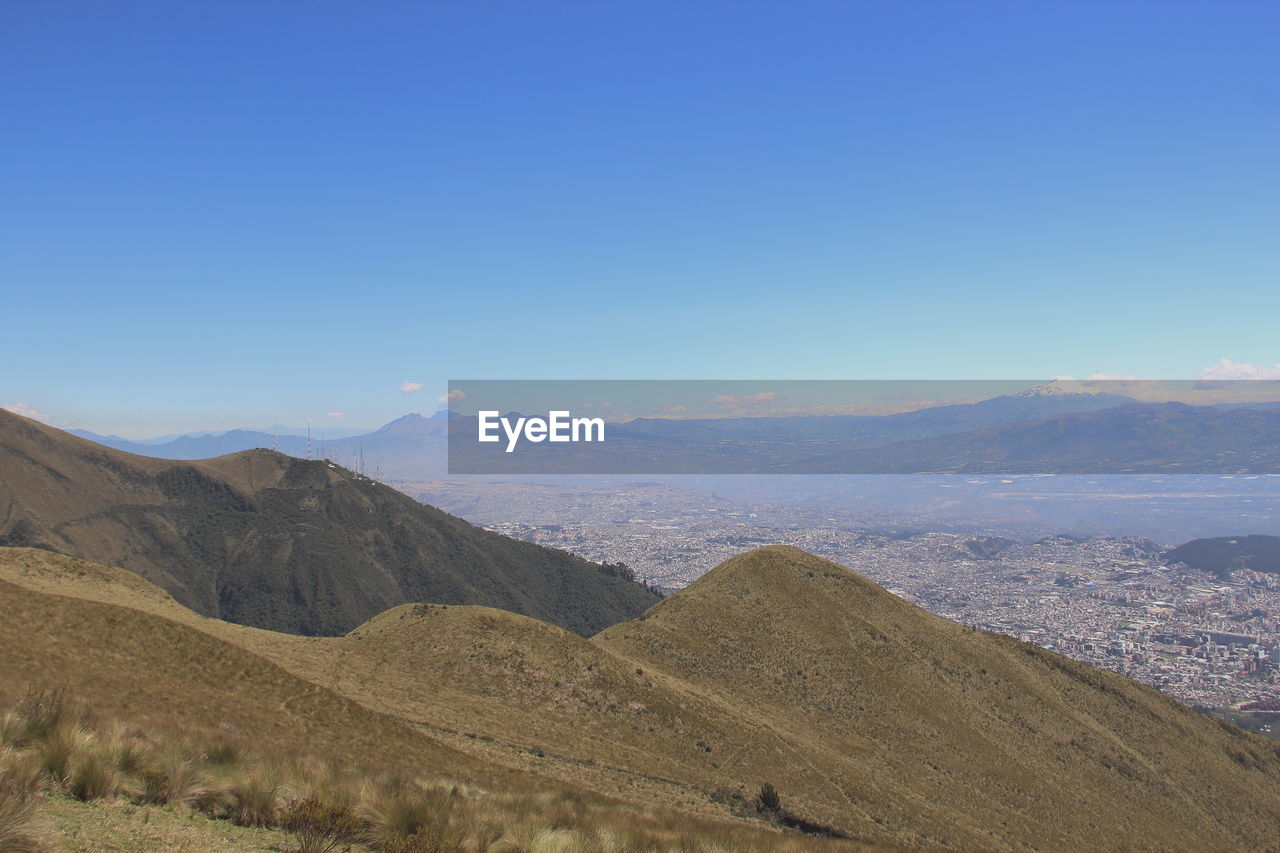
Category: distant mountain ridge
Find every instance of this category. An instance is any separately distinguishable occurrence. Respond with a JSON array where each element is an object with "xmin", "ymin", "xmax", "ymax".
[
  {"xmin": 448, "ymin": 398, "xmax": 1280, "ymax": 474},
  {"xmin": 0, "ymin": 408, "xmax": 658, "ymax": 635},
  {"xmin": 66, "ymin": 419, "xmax": 414, "ymax": 458},
  {"xmin": 66, "ymin": 411, "xmax": 453, "ymax": 478},
  {"xmin": 66, "ymin": 393, "xmax": 1132, "ymax": 464},
  {"xmin": 612, "ymin": 391, "xmax": 1137, "ymax": 444},
  {"xmin": 64, "ymin": 394, "xmax": 1280, "ymax": 476},
  {"xmin": 776, "ymin": 402, "xmax": 1280, "ymax": 473}
]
